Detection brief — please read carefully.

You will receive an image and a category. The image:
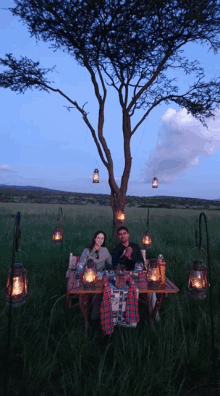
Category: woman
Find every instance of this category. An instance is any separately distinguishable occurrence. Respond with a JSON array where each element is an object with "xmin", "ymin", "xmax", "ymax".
[
  {"xmin": 77, "ymin": 230, "xmax": 112, "ymax": 272},
  {"xmin": 77, "ymin": 231, "xmax": 112, "ymax": 321}
]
